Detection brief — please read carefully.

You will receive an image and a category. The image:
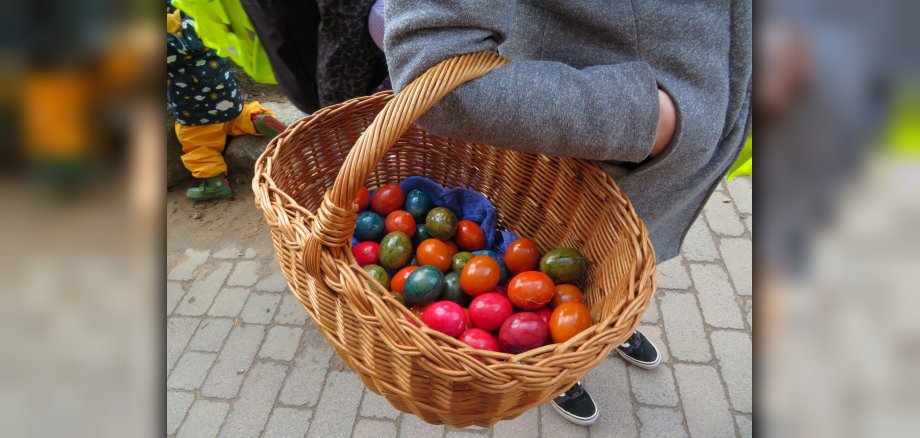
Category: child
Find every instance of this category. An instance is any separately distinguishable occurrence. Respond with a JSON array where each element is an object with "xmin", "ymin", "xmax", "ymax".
[
  {"xmin": 384, "ymin": 0, "xmax": 751, "ymax": 426},
  {"xmin": 167, "ymin": 5, "xmax": 286, "ymax": 200}
]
